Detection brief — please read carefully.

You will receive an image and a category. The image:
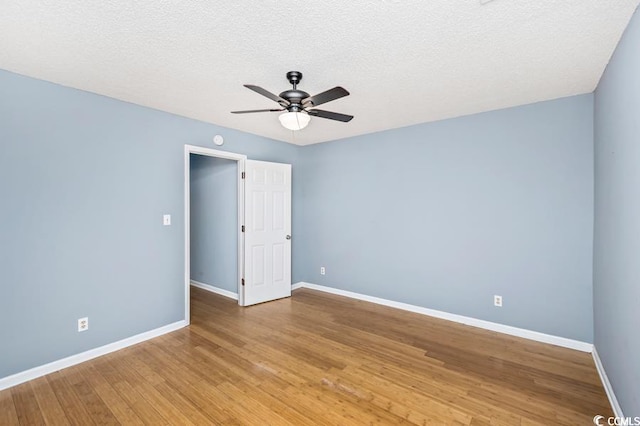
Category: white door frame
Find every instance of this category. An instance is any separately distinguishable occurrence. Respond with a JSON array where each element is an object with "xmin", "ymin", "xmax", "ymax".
[{"xmin": 184, "ymin": 145, "xmax": 246, "ymax": 324}]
